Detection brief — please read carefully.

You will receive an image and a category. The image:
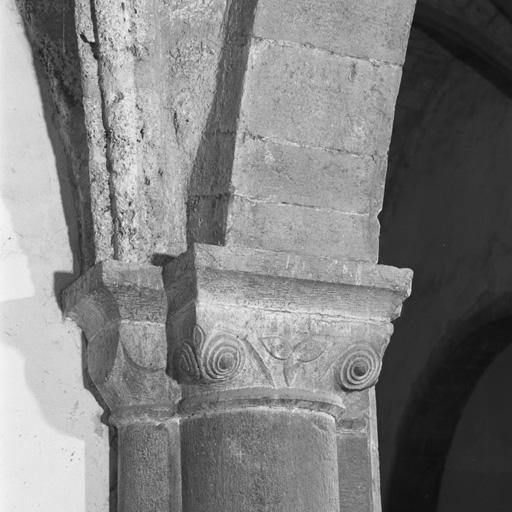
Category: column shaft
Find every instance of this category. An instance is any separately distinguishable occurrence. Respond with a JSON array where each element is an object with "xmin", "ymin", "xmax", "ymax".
[
  {"xmin": 116, "ymin": 417, "xmax": 181, "ymax": 512},
  {"xmin": 181, "ymin": 407, "xmax": 339, "ymax": 512}
]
